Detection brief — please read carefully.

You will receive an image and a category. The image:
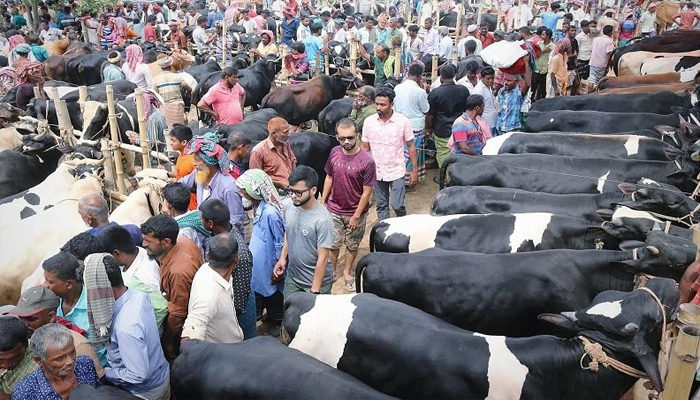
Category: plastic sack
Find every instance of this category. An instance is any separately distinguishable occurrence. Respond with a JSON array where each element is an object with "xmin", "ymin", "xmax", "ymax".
[{"xmin": 480, "ymin": 40, "xmax": 528, "ymax": 69}]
